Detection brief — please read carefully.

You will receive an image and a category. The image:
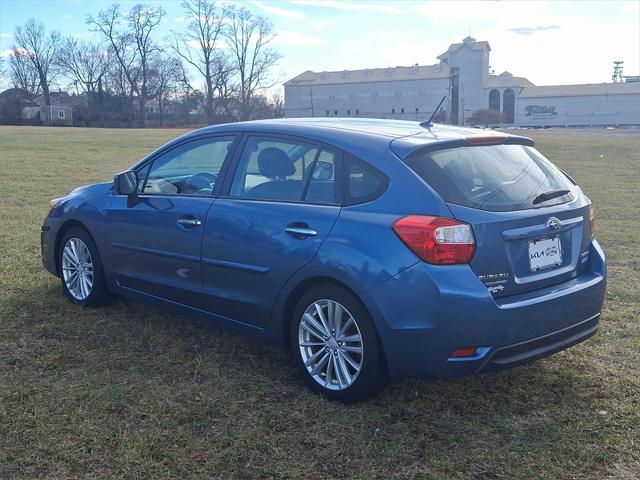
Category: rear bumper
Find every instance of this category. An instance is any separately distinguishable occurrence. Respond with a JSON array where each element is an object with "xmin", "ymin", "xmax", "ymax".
[
  {"xmin": 477, "ymin": 313, "xmax": 599, "ymax": 373},
  {"xmin": 363, "ymin": 238, "xmax": 606, "ymax": 378}
]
